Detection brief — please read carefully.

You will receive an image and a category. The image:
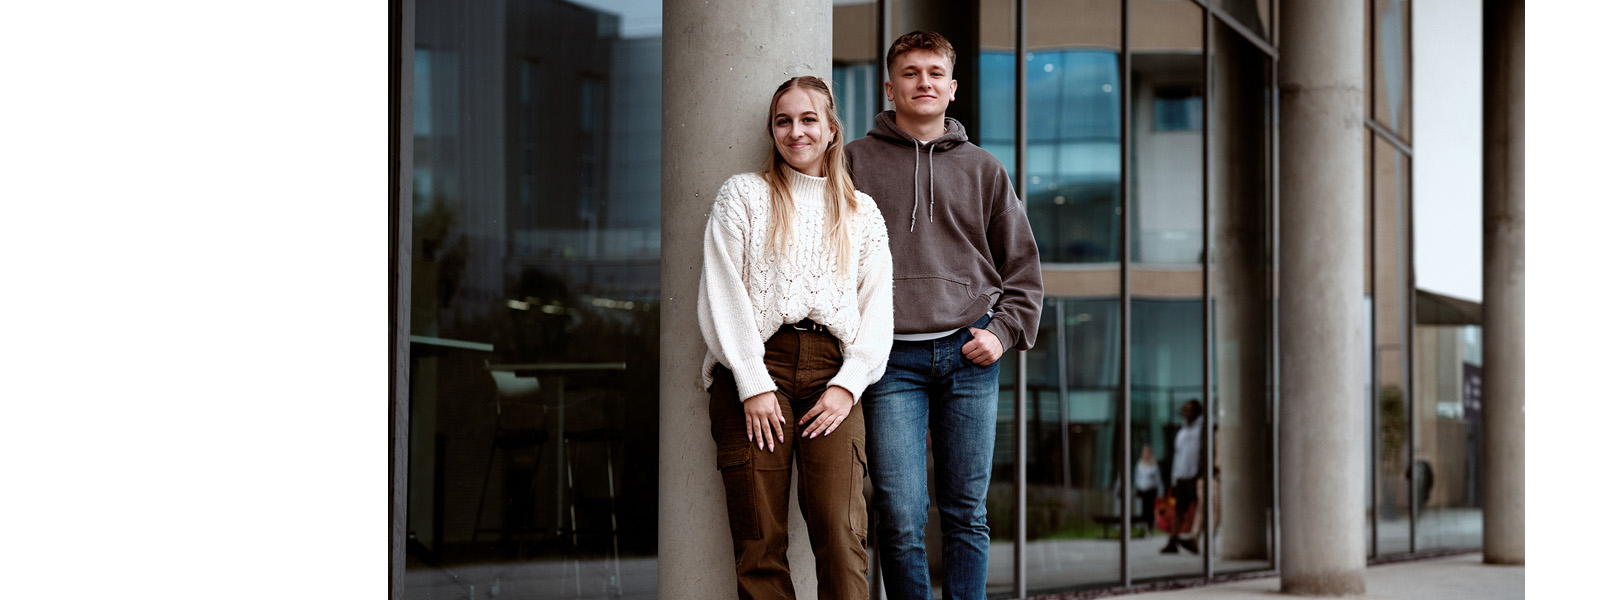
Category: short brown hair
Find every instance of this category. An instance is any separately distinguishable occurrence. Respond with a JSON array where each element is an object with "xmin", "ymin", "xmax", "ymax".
[{"xmin": 885, "ymin": 30, "xmax": 956, "ymax": 74}]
